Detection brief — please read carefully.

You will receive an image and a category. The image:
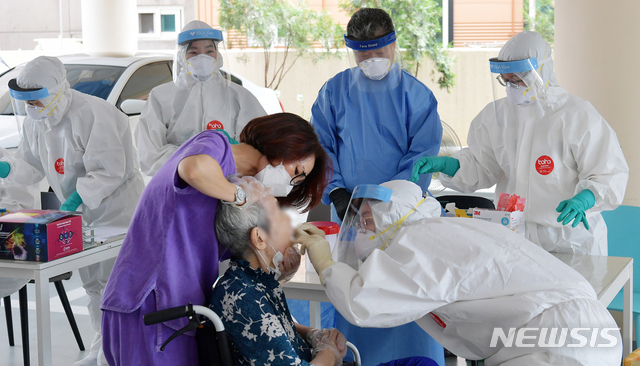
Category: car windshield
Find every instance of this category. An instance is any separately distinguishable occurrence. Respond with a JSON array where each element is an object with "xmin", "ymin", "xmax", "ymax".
[{"xmin": 0, "ymin": 64, "xmax": 125, "ymax": 149}]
